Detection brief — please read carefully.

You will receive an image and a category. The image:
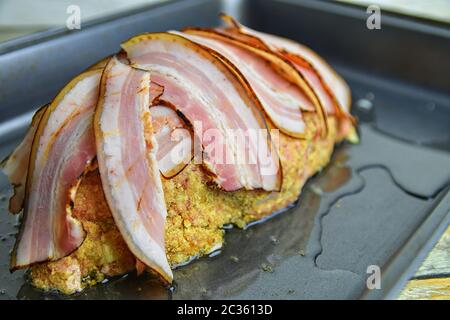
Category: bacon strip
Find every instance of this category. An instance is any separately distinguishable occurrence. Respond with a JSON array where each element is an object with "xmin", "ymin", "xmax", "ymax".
[
  {"xmin": 2, "ymin": 63, "xmax": 109, "ymax": 216},
  {"xmin": 1, "ymin": 81, "xmax": 179, "ymax": 216},
  {"xmin": 11, "ymin": 70, "xmax": 101, "ymax": 270},
  {"xmin": 219, "ymin": 15, "xmax": 351, "ymax": 114},
  {"xmin": 150, "ymin": 105, "xmax": 192, "ymax": 178},
  {"xmin": 263, "ymin": 38, "xmax": 351, "ymax": 114},
  {"xmin": 94, "ymin": 57, "xmax": 172, "ymax": 282},
  {"xmin": 1, "ymin": 106, "xmax": 46, "ymax": 214},
  {"xmin": 170, "ymin": 30, "xmax": 311, "ymax": 138},
  {"xmin": 122, "ymin": 33, "xmax": 281, "ymax": 191},
  {"xmin": 182, "ymin": 28, "xmax": 328, "ymax": 137},
  {"xmin": 150, "ymin": 81, "xmax": 164, "ymax": 104}
]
